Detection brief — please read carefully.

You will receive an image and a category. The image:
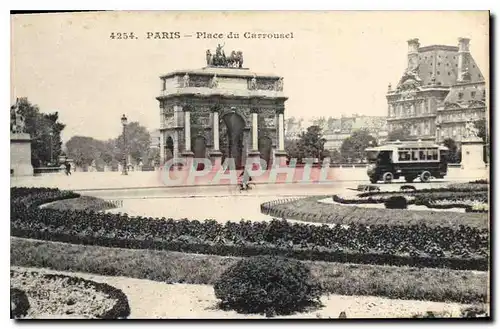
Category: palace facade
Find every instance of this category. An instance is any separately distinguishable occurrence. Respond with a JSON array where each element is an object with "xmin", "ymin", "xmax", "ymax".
[{"xmin": 386, "ymin": 38, "xmax": 486, "ymax": 143}]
